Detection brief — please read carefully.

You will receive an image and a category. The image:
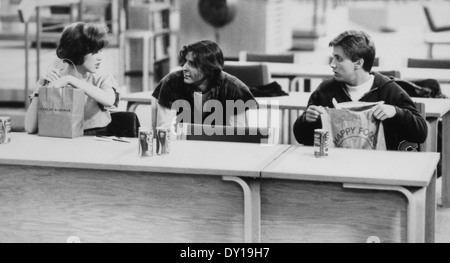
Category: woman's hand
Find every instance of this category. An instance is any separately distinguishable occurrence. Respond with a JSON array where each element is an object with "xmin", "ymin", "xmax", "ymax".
[
  {"xmin": 42, "ymin": 68, "xmax": 61, "ymax": 86},
  {"xmin": 46, "ymin": 76, "xmax": 70, "ymax": 89}
]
